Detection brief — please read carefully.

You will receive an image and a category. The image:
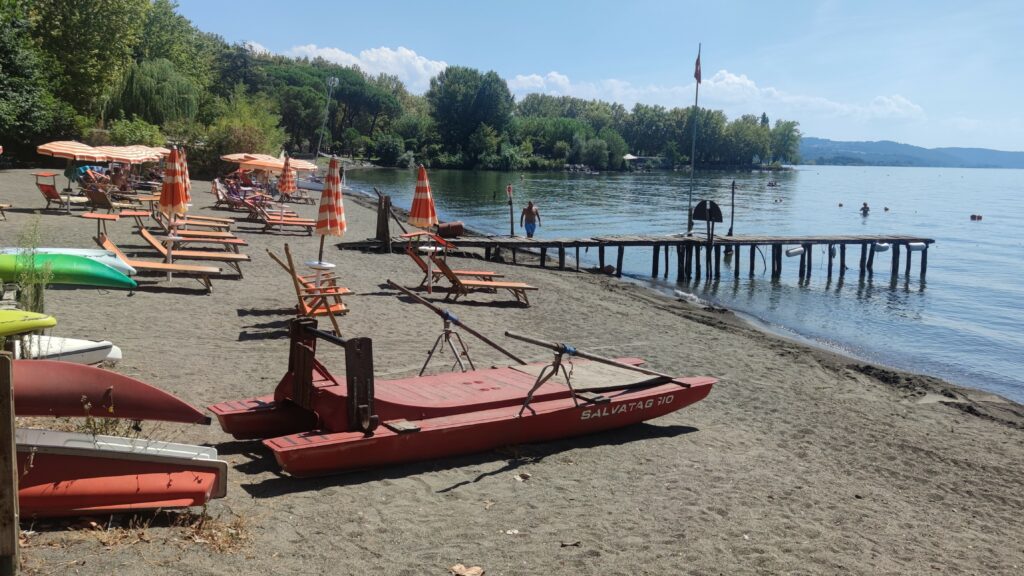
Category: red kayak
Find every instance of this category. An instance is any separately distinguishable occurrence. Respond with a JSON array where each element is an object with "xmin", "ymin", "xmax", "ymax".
[
  {"xmin": 11, "ymin": 360, "xmax": 226, "ymax": 517},
  {"xmin": 16, "ymin": 429, "xmax": 227, "ymax": 518},
  {"xmin": 210, "ymin": 319, "xmax": 714, "ymax": 477},
  {"xmin": 13, "ymin": 359, "xmax": 210, "ymax": 424}
]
